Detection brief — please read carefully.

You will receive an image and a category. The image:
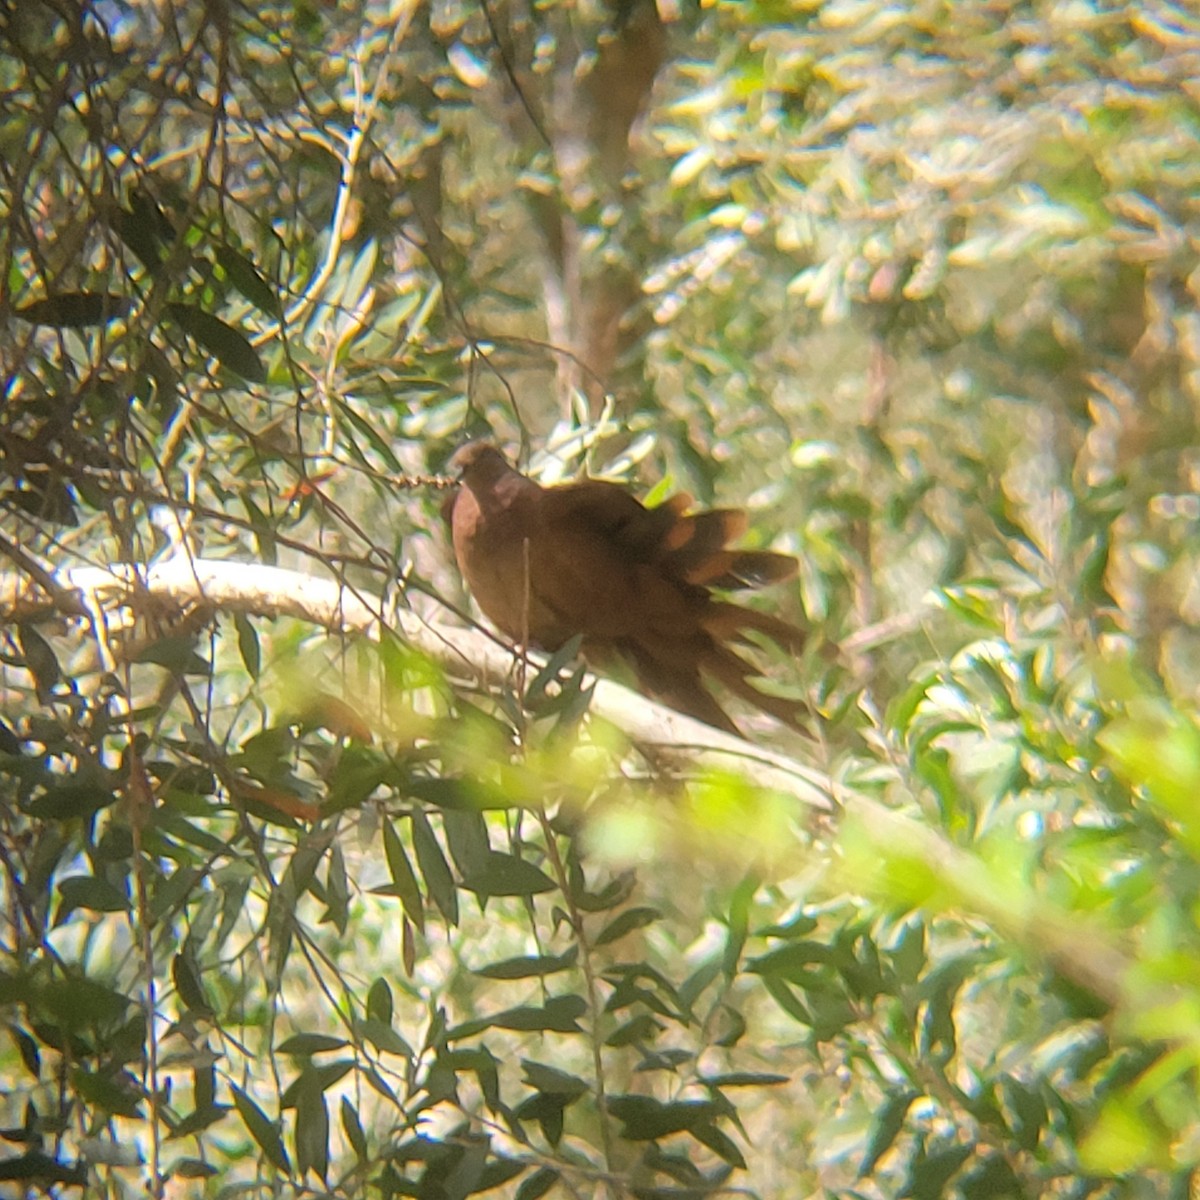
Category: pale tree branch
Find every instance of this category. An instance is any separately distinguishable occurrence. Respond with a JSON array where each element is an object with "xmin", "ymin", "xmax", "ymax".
[{"xmin": 0, "ymin": 555, "xmax": 835, "ymax": 809}]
